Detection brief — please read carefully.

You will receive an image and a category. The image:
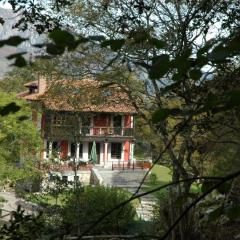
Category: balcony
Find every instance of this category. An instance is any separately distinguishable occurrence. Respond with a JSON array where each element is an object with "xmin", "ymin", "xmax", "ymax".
[{"xmin": 44, "ymin": 125, "xmax": 134, "ymax": 140}]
